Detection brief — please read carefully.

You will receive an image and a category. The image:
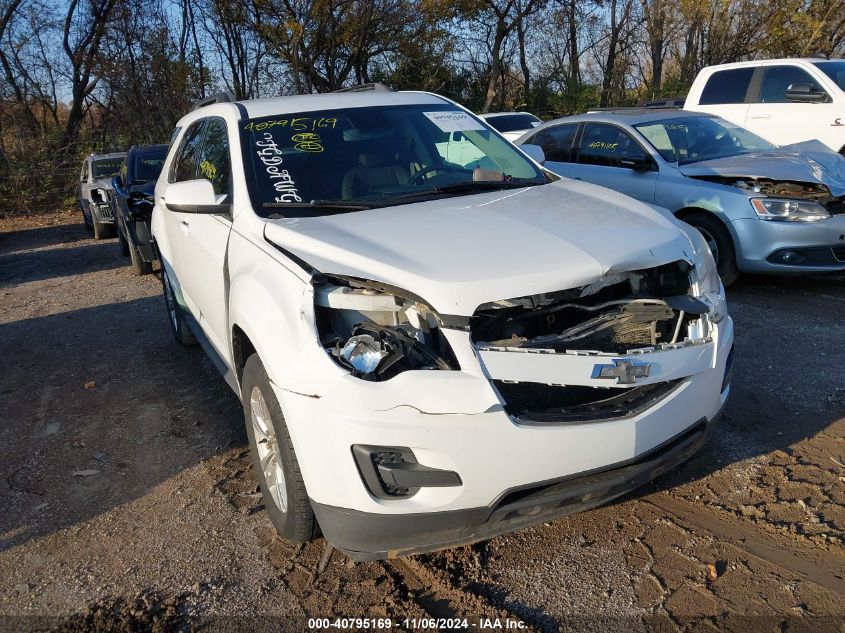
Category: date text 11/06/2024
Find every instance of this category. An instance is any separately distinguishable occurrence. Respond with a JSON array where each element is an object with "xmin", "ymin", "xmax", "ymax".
[{"xmin": 307, "ymin": 617, "xmax": 528, "ymax": 630}]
